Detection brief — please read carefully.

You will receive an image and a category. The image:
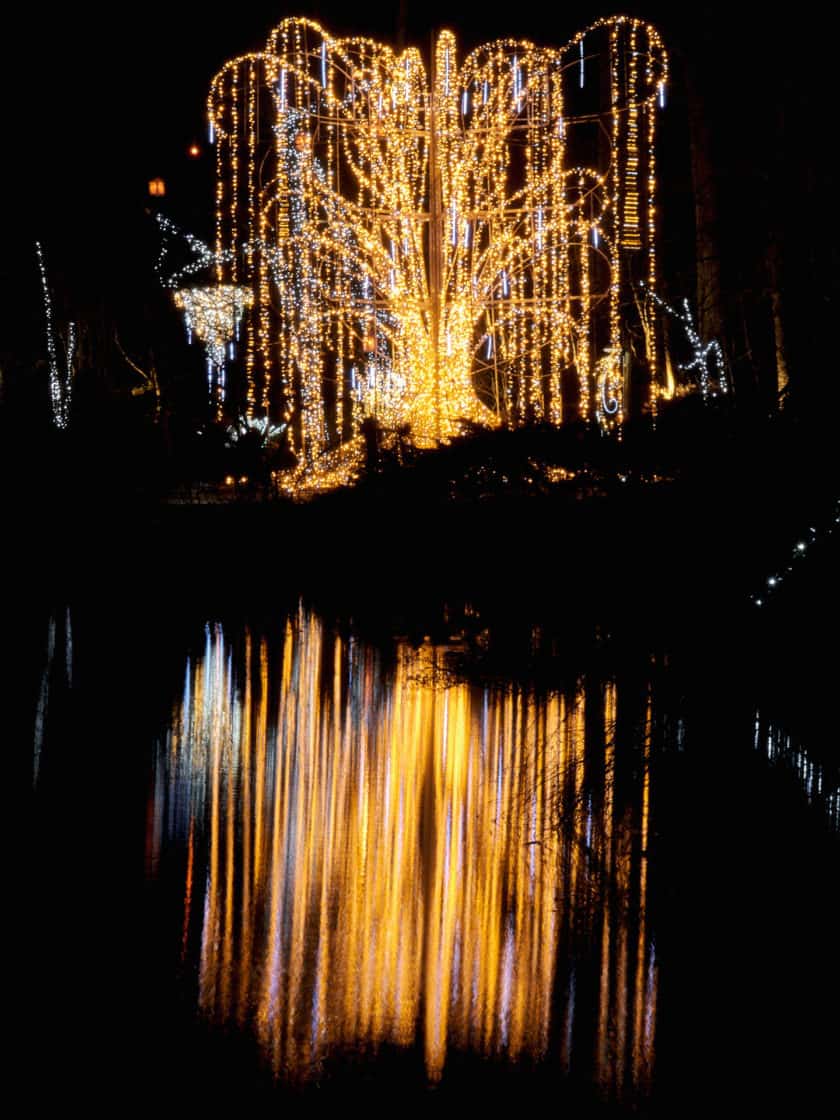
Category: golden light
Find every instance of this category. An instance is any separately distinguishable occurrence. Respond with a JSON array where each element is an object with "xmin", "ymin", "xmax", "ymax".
[
  {"xmin": 150, "ymin": 613, "xmax": 659, "ymax": 1090},
  {"xmin": 173, "ymin": 285, "xmax": 254, "ymax": 412},
  {"xmin": 206, "ymin": 15, "xmax": 668, "ymax": 495},
  {"xmin": 187, "ymin": 143, "xmax": 201, "ymax": 158},
  {"xmin": 148, "ymin": 177, "xmax": 166, "ymax": 197}
]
